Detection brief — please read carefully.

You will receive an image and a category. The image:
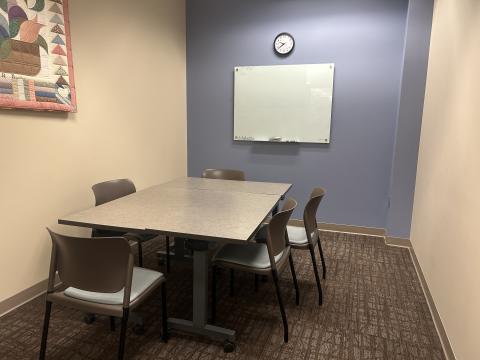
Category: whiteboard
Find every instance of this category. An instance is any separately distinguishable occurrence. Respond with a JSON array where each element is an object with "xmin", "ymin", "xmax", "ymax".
[{"xmin": 234, "ymin": 64, "xmax": 335, "ymax": 144}]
